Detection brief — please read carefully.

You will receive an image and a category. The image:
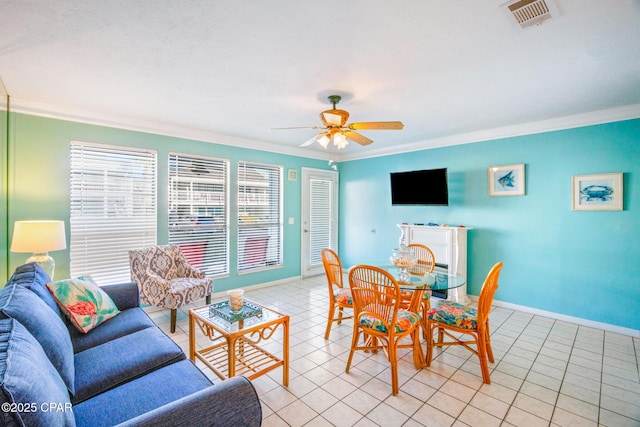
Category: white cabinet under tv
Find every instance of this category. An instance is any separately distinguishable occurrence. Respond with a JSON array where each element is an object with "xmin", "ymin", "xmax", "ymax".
[{"xmin": 397, "ymin": 224, "xmax": 469, "ymax": 303}]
